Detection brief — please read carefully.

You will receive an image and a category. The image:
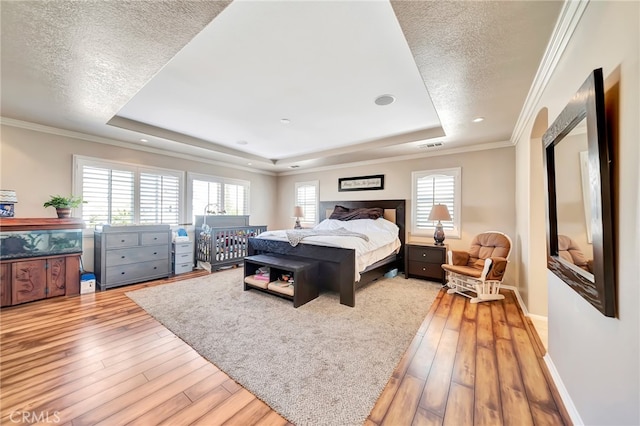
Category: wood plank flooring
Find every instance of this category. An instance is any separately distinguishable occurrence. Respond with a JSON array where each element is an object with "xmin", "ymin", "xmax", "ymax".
[{"xmin": 1, "ymin": 271, "xmax": 569, "ymax": 425}]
